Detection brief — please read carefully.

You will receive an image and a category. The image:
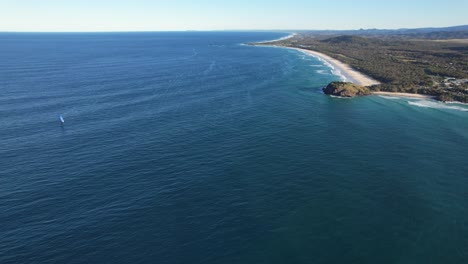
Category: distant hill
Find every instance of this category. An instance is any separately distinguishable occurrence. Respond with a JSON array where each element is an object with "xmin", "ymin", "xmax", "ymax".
[
  {"xmin": 395, "ymin": 31, "xmax": 468, "ymax": 40},
  {"xmin": 396, "ymin": 25, "xmax": 468, "ymax": 33},
  {"xmin": 321, "ymin": 35, "xmax": 363, "ymax": 43},
  {"xmin": 300, "ymin": 25, "xmax": 468, "ymax": 39},
  {"xmin": 321, "ymin": 35, "xmax": 383, "ymax": 45}
]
